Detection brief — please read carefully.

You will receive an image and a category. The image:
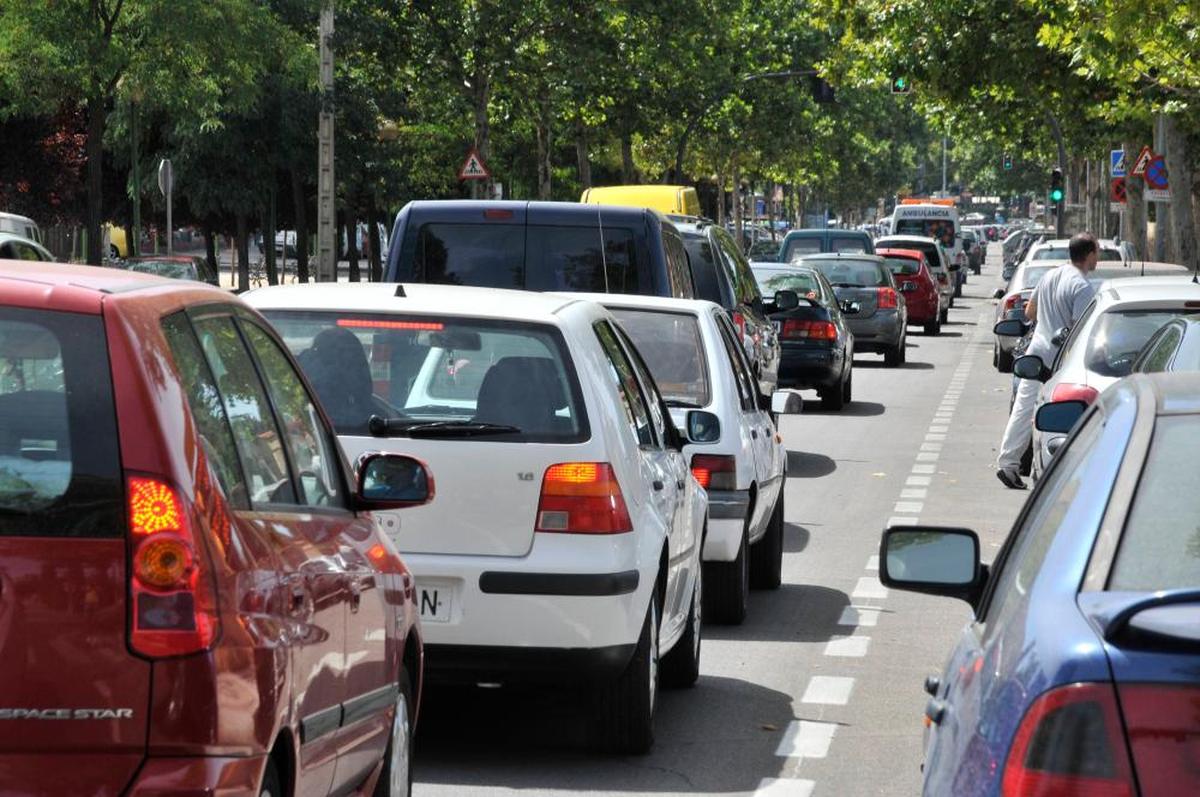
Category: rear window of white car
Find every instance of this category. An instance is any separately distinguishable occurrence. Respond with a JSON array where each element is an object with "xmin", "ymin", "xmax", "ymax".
[
  {"xmin": 265, "ymin": 311, "xmax": 587, "ymax": 443},
  {"xmin": 610, "ymin": 309, "xmax": 710, "ymax": 409},
  {"xmin": 1085, "ymin": 309, "xmax": 1191, "ymax": 378},
  {"xmin": 1033, "ymin": 246, "xmax": 1122, "ymax": 262}
]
